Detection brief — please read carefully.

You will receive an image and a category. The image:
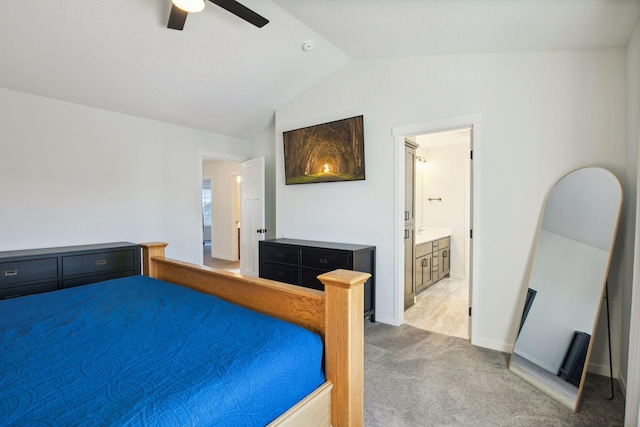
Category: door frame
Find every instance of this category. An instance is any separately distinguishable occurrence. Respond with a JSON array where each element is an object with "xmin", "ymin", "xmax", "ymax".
[{"xmin": 392, "ymin": 114, "xmax": 482, "ymax": 341}]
